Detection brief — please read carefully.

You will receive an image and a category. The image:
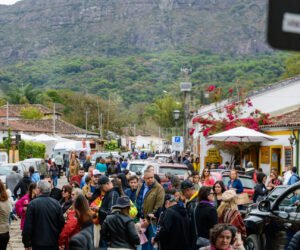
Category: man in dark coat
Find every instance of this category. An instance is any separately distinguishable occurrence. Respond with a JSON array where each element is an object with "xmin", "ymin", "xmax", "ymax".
[
  {"xmin": 13, "ymin": 171, "xmax": 32, "ymax": 198},
  {"xmin": 153, "ymin": 195, "xmax": 190, "ymax": 250},
  {"xmin": 22, "ymin": 180, "xmax": 65, "ymax": 250}
]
